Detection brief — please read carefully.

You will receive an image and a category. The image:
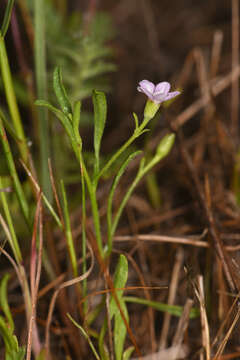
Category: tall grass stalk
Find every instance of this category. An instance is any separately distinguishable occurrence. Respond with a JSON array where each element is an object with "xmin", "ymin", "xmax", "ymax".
[
  {"xmin": 0, "ymin": 176, "xmax": 22, "ymax": 263},
  {"xmin": 34, "ymin": 0, "xmax": 52, "ymax": 200},
  {"xmin": 0, "ymin": 35, "xmax": 28, "ymax": 161},
  {"xmin": 0, "ymin": 117, "xmax": 30, "ymax": 224}
]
